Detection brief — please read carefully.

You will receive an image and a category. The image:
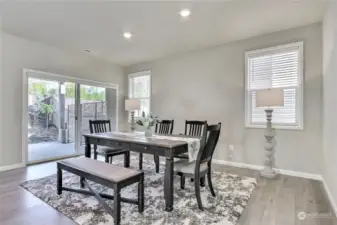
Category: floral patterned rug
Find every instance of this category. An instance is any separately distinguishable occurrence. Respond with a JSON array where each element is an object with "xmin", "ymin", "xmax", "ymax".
[{"xmin": 21, "ymin": 156, "xmax": 257, "ymax": 225}]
